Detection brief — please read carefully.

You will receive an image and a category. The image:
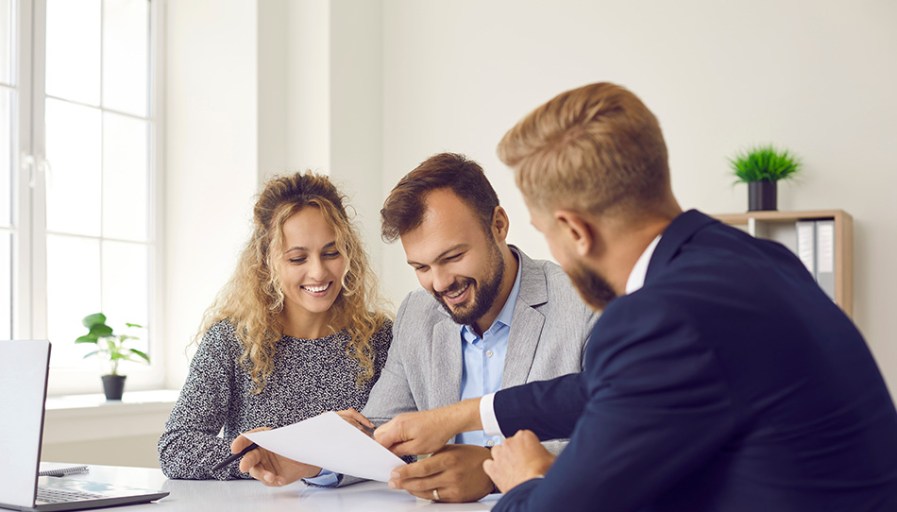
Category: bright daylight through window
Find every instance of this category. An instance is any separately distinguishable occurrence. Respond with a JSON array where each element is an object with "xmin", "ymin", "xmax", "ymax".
[{"xmin": 2, "ymin": 0, "xmax": 160, "ymax": 394}]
